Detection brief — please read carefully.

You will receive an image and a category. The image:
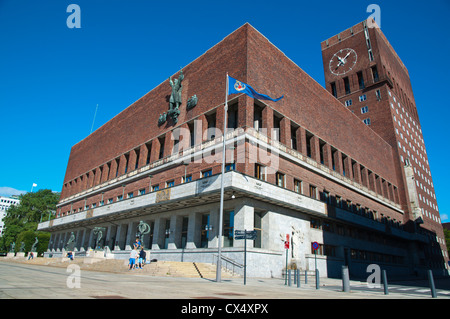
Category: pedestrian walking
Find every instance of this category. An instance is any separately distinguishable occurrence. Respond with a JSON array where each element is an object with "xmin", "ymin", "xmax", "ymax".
[
  {"xmin": 129, "ymin": 248, "xmax": 138, "ymax": 270},
  {"xmin": 139, "ymin": 247, "xmax": 146, "ymax": 269}
]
